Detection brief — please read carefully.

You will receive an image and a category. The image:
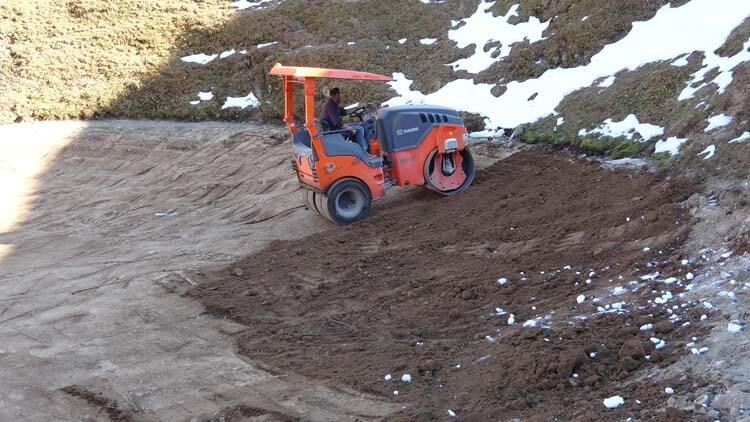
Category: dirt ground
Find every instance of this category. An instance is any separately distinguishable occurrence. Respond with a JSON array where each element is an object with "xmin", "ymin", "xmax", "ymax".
[
  {"xmin": 0, "ymin": 120, "xmax": 405, "ymax": 421},
  {"xmin": 190, "ymin": 150, "xmax": 724, "ymax": 421},
  {"xmin": 2, "ymin": 120, "xmax": 748, "ymax": 421}
]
